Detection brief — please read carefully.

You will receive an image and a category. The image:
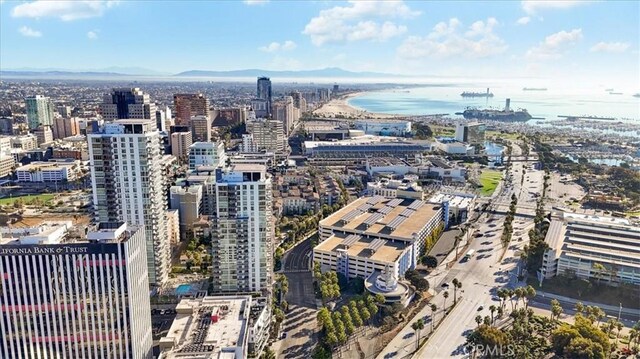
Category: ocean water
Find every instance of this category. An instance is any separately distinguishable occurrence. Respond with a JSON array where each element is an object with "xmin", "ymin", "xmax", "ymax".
[{"xmin": 348, "ymin": 85, "xmax": 640, "ymax": 122}]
